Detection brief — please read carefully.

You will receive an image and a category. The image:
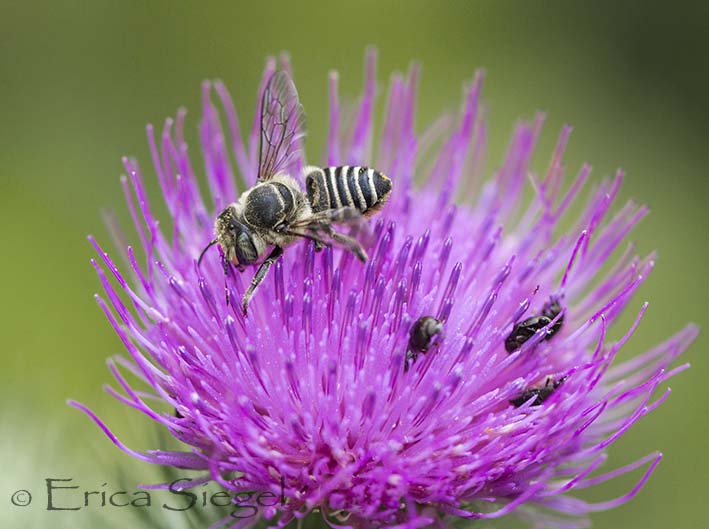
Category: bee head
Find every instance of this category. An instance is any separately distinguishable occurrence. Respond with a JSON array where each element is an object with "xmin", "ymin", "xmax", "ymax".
[{"xmin": 214, "ymin": 207, "xmax": 260, "ymax": 266}]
